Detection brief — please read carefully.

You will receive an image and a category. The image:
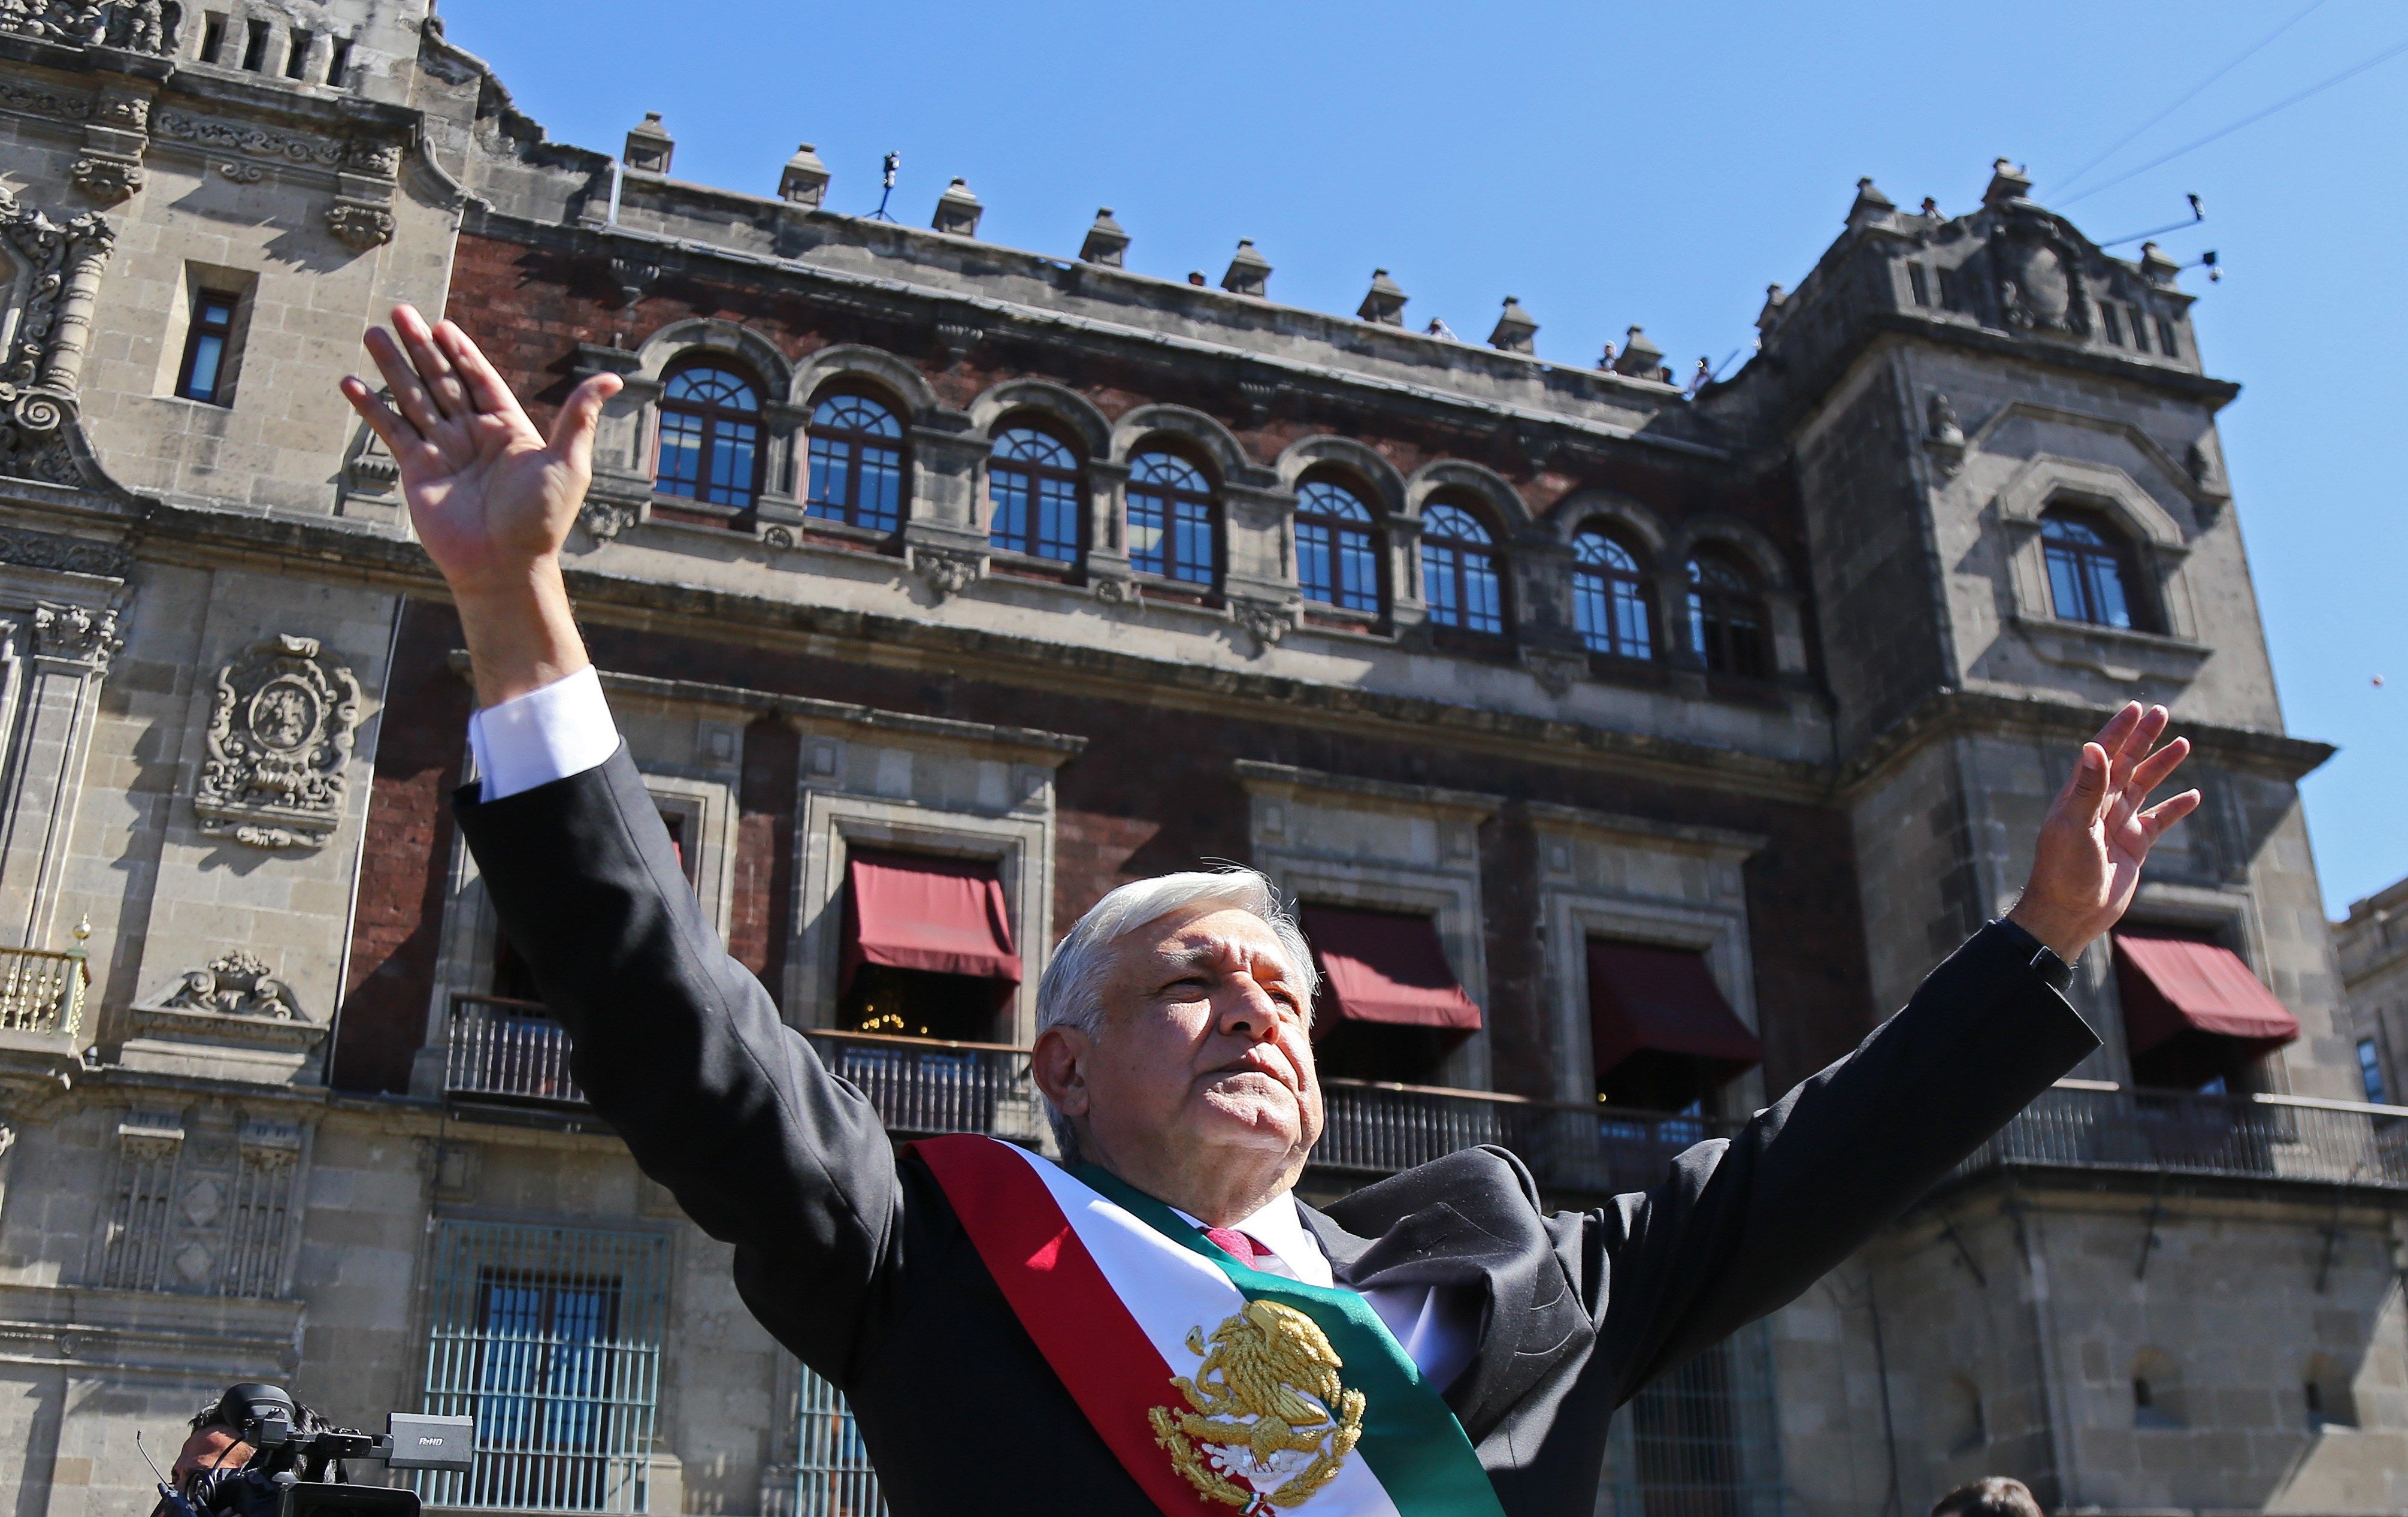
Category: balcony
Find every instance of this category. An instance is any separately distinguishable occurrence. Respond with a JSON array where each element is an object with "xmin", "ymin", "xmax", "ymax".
[
  {"xmin": 440, "ymin": 998, "xmax": 1043, "ymax": 1144},
  {"xmin": 0, "ymin": 942, "xmax": 89, "ymax": 1043},
  {"xmin": 1952, "ymin": 1078, "xmax": 2408, "ymax": 1195},
  {"xmin": 1315, "ymin": 1078, "xmax": 1739, "ymax": 1196}
]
